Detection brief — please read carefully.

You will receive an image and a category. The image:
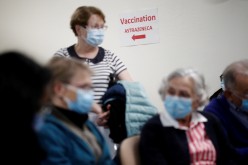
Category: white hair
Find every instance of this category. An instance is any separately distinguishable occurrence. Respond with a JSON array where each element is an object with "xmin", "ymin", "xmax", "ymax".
[{"xmin": 158, "ymin": 68, "xmax": 208, "ymax": 107}]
